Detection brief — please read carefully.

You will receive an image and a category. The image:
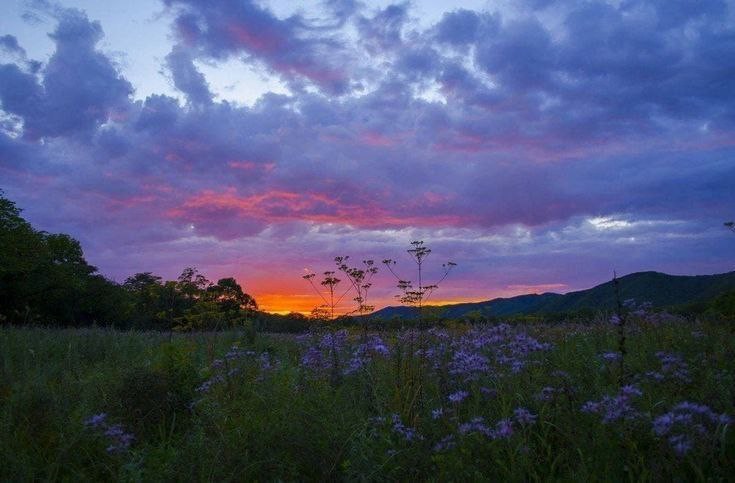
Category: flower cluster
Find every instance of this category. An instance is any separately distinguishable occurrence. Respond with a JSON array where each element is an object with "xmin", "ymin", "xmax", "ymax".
[
  {"xmin": 390, "ymin": 414, "xmax": 424, "ymax": 442},
  {"xmin": 344, "ymin": 335, "xmax": 389, "ymax": 375},
  {"xmin": 197, "ymin": 345, "xmax": 278, "ymax": 394},
  {"xmin": 448, "ymin": 324, "xmax": 551, "ymax": 381},
  {"xmin": 645, "ymin": 351, "xmax": 691, "ymax": 384},
  {"xmin": 299, "ymin": 330, "xmax": 349, "ymax": 372},
  {"xmin": 448, "ymin": 389, "xmax": 470, "ymax": 404},
  {"xmin": 581, "ymin": 385, "xmax": 643, "ymax": 423},
  {"xmin": 653, "ymin": 402, "xmax": 732, "ymax": 456},
  {"xmin": 84, "ymin": 413, "xmax": 135, "ymax": 454},
  {"xmin": 457, "ymin": 408, "xmax": 537, "ymax": 440}
]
